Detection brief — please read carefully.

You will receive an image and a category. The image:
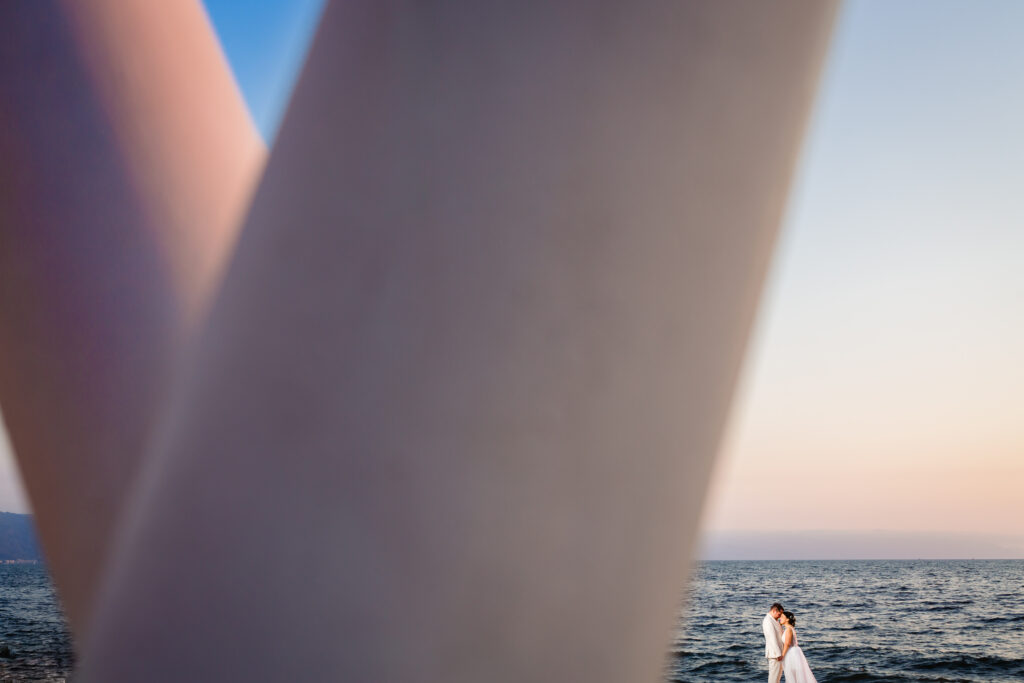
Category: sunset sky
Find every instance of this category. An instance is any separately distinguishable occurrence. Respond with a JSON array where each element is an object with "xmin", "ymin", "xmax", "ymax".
[
  {"xmin": 1, "ymin": 1, "xmax": 1021, "ymax": 558},
  {"xmin": 701, "ymin": 0, "xmax": 1024, "ymax": 557}
]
